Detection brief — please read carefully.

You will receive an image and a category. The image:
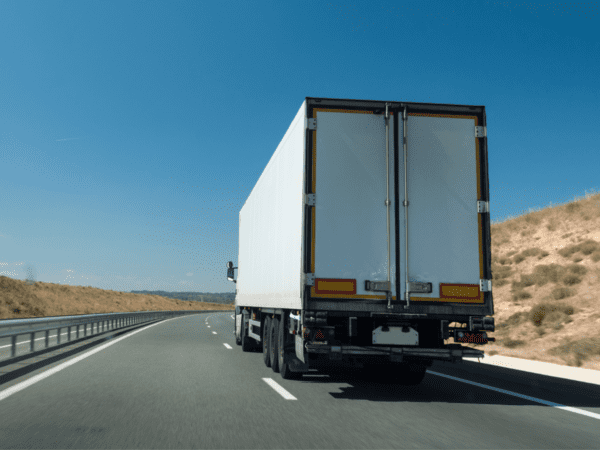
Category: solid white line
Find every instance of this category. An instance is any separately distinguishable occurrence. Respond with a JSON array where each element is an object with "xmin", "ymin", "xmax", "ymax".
[
  {"xmin": 262, "ymin": 378, "xmax": 297, "ymax": 400},
  {"xmin": 428, "ymin": 370, "xmax": 600, "ymax": 421},
  {"xmin": 0, "ymin": 318, "xmax": 177, "ymax": 403},
  {"xmin": 212, "ymin": 331, "xmax": 217, "ymax": 335},
  {"xmin": 223, "ymin": 343, "xmax": 232, "ymax": 349},
  {"xmin": 0, "ymin": 327, "xmax": 108, "ymax": 350}
]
